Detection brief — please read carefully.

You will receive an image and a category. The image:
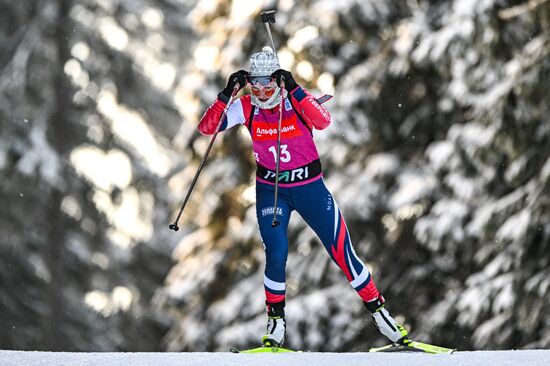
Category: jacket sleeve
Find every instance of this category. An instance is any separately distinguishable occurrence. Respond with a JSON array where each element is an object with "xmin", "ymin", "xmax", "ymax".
[
  {"xmin": 289, "ymin": 86, "xmax": 331, "ymax": 130},
  {"xmin": 198, "ymin": 95, "xmax": 251, "ymax": 135},
  {"xmin": 198, "ymin": 98, "xmax": 226, "ymax": 135}
]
